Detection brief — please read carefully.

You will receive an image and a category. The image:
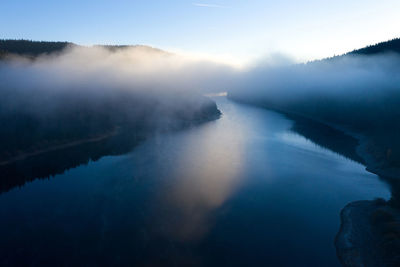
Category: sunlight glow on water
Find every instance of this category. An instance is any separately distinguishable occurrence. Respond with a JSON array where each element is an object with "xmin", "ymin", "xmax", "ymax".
[{"xmin": 155, "ymin": 109, "xmax": 246, "ymax": 241}]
